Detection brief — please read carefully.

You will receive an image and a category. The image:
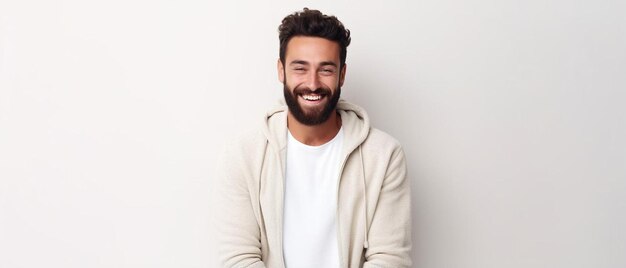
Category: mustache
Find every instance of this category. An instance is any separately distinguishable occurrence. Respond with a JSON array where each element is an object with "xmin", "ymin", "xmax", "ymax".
[{"xmin": 293, "ymin": 86, "xmax": 332, "ymax": 96}]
